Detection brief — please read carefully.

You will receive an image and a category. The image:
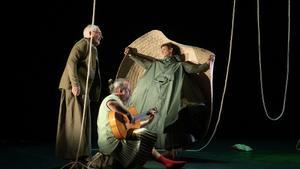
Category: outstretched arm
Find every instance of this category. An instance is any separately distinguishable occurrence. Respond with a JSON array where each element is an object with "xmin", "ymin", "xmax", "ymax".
[
  {"xmin": 182, "ymin": 55, "xmax": 215, "ymax": 73},
  {"xmin": 124, "ymin": 47, "xmax": 155, "ymax": 69},
  {"xmin": 182, "ymin": 62, "xmax": 209, "ymax": 73}
]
